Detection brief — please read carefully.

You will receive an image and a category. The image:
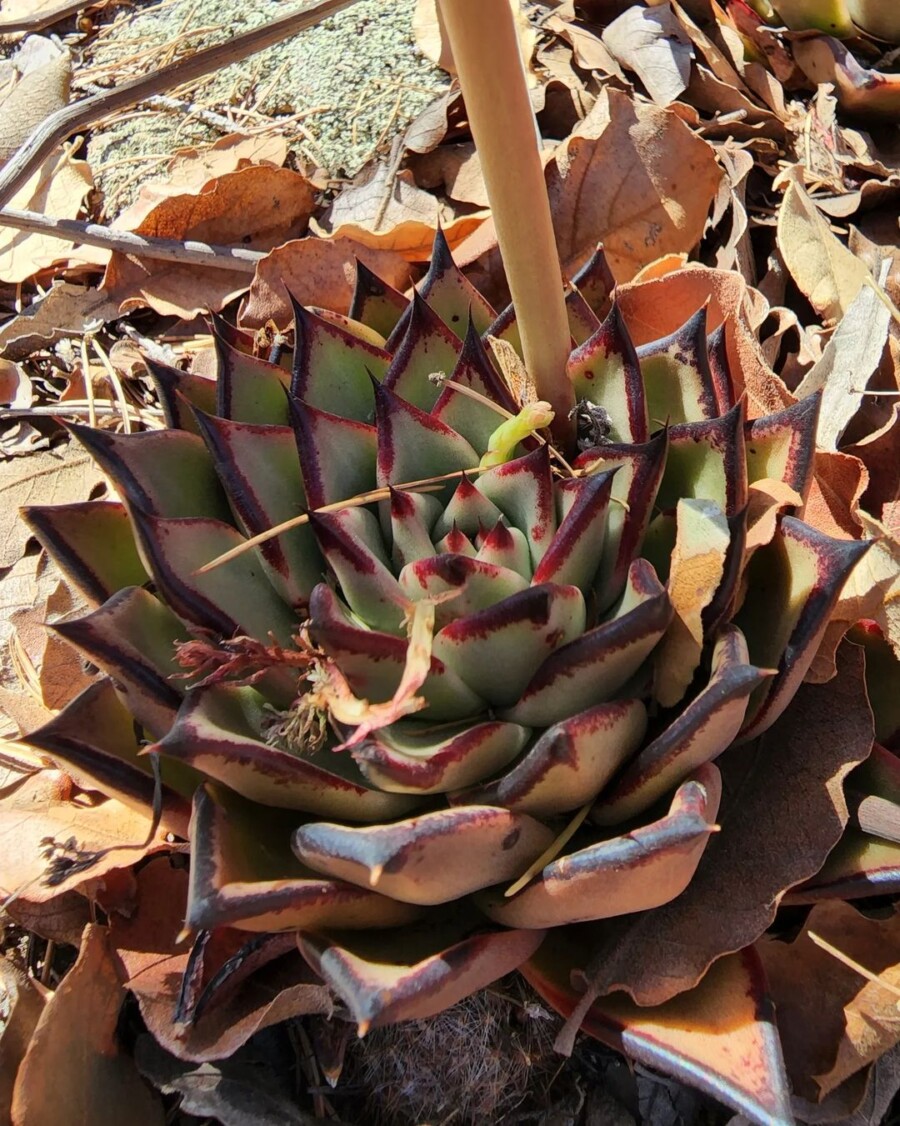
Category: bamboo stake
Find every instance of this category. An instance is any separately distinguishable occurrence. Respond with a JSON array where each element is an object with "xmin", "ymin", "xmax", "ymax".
[{"xmin": 436, "ymin": 0, "xmax": 574, "ymax": 450}]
